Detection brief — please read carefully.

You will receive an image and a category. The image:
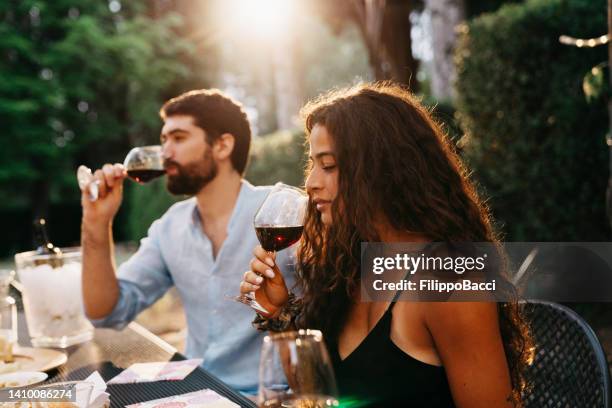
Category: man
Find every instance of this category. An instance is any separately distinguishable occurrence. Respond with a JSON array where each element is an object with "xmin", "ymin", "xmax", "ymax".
[{"xmin": 81, "ymin": 89, "xmax": 294, "ymax": 394}]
